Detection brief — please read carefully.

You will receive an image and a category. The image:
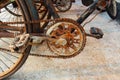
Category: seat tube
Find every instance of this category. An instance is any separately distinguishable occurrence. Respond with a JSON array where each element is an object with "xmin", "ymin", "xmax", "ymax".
[
  {"xmin": 25, "ymin": 0, "xmax": 42, "ymax": 33},
  {"xmin": 43, "ymin": 0, "xmax": 60, "ymax": 19}
]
